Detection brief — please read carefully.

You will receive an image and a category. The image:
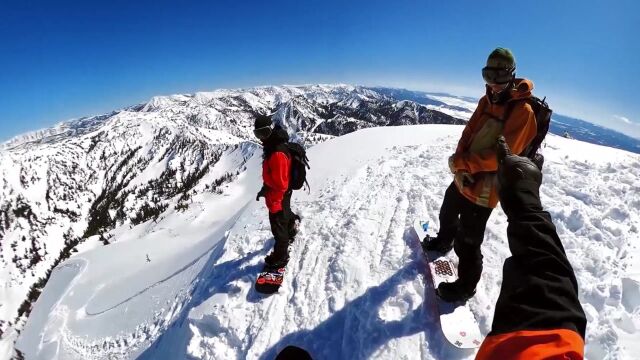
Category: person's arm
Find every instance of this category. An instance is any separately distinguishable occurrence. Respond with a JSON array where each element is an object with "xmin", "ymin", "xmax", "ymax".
[
  {"xmin": 476, "ymin": 137, "xmax": 586, "ymax": 360},
  {"xmin": 264, "ymin": 152, "xmax": 290, "ymax": 211},
  {"xmin": 448, "ymin": 99, "xmax": 485, "ymax": 181},
  {"xmin": 454, "ymin": 98, "xmax": 486, "ymax": 154},
  {"xmin": 266, "ymin": 152, "xmax": 289, "ymax": 192},
  {"xmin": 452, "ymin": 103, "xmax": 536, "ymax": 174},
  {"xmin": 256, "ymin": 184, "xmax": 267, "ymax": 201}
]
